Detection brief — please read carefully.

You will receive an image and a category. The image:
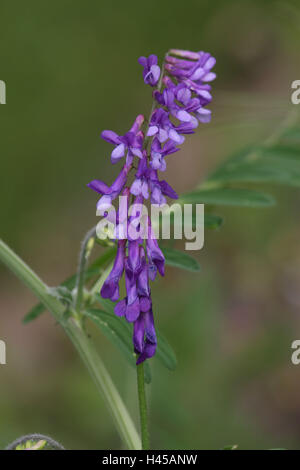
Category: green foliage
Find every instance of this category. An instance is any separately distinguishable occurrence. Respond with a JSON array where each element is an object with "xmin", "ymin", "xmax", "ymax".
[
  {"xmin": 15, "ymin": 439, "xmax": 47, "ymax": 450},
  {"xmin": 182, "ymin": 124, "xmax": 300, "ymax": 210},
  {"xmin": 181, "ymin": 188, "xmax": 275, "ymax": 207},
  {"xmin": 162, "ymin": 246, "xmax": 201, "ymax": 272},
  {"xmin": 22, "ymin": 247, "xmax": 117, "ymax": 324},
  {"xmin": 92, "ymin": 295, "xmax": 177, "ymax": 372},
  {"xmin": 204, "ymin": 214, "xmax": 223, "ymax": 230}
]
